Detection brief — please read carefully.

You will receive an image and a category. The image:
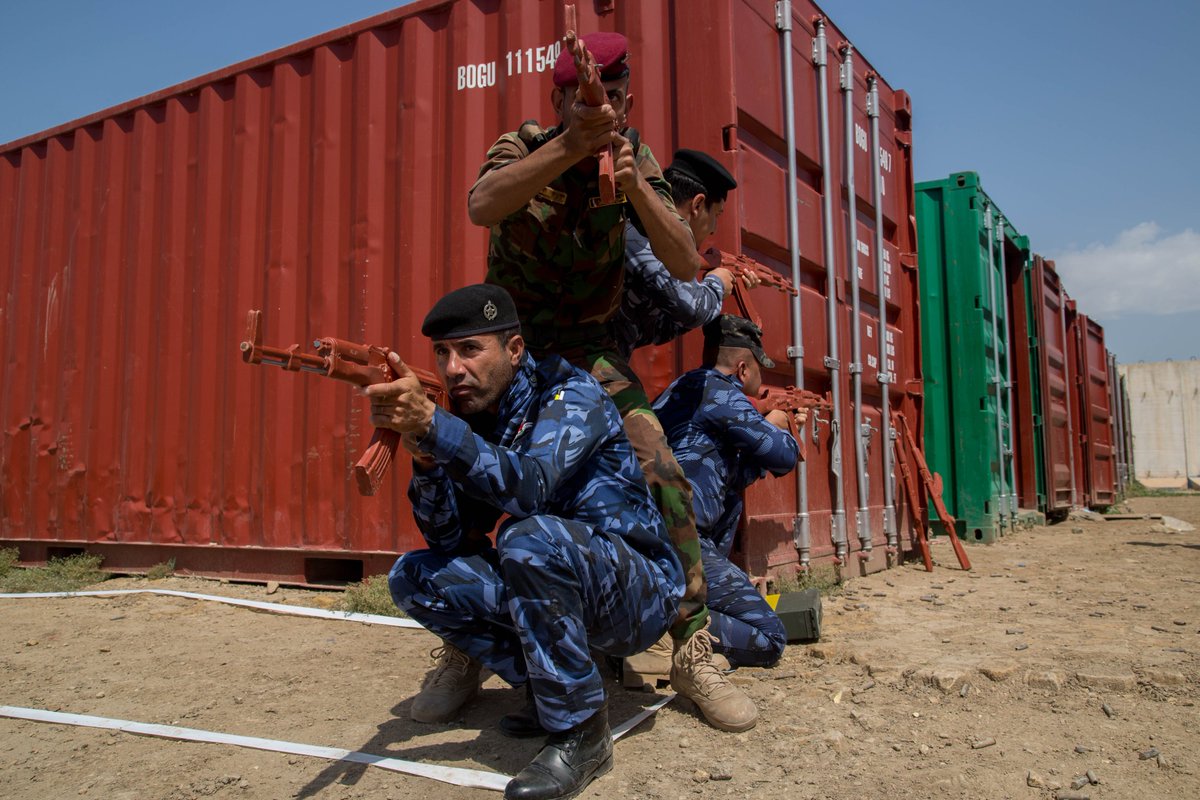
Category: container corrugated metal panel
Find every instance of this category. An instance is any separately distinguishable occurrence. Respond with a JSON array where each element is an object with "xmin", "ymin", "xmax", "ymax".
[
  {"xmin": 1, "ymin": 0, "xmax": 921, "ymax": 582},
  {"xmin": 1006, "ymin": 235, "xmax": 1044, "ymax": 513},
  {"xmin": 699, "ymin": 2, "xmax": 923, "ymax": 577},
  {"xmin": 1027, "ymin": 257, "xmax": 1075, "ymax": 514},
  {"xmin": 1077, "ymin": 316, "xmax": 1115, "ymax": 506},
  {"xmin": 915, "ymin": 172, "xmax": 1021, "ymax": 543},
  {"xmin": 1063, "ymin": 305, "xmax": 1116, "ymax": 509},
  {"xmin": 1064, "ymin": 296, "xmax": 1089, "ymax": 506}
]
